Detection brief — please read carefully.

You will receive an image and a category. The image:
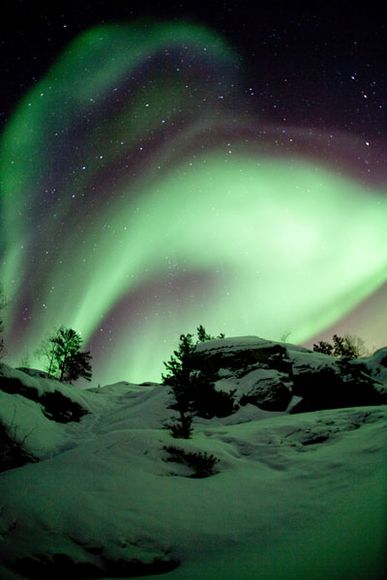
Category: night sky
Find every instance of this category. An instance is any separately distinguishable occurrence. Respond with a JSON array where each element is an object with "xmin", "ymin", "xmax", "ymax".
[{"xmin": 1, "ymin": 1, "xmax": 386, "ymax": 384}]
